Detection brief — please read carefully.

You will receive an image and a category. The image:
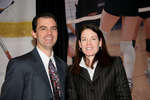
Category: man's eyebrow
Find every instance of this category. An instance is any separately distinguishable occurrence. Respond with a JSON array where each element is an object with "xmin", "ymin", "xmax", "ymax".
[
  {"xmin": 38, "ymin": 25, "xmax": 46, "ymax": 29},
  {"xmin": 51, "ymin": 26, "xmax": 57, "ymax": 28},
  {"xmin": 37, "ymin": 25, "xmax": 57, "ymax": 29}
]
